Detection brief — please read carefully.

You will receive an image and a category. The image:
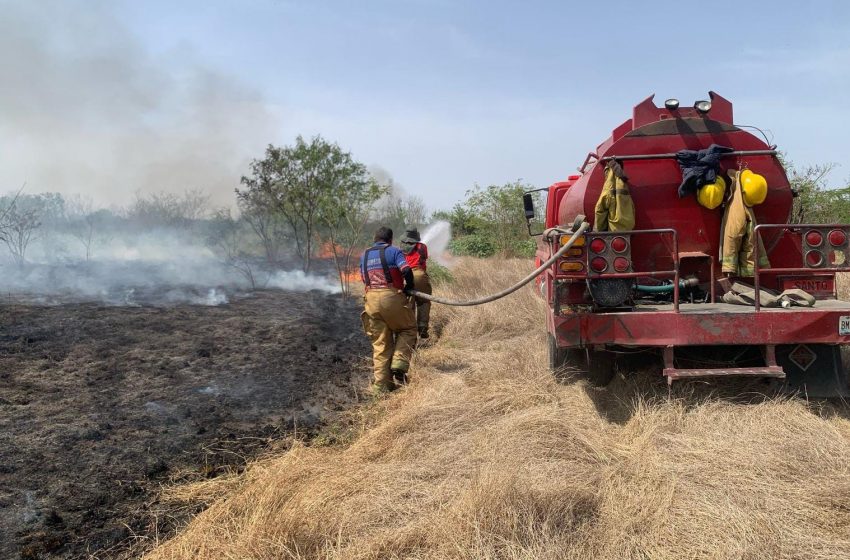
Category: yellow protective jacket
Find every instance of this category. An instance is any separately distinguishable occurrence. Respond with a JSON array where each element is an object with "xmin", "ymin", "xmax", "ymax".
[
  {"xmin": 594, "ymin": 161, "xmax": 635, "ymax": 232},
  {"xmin": 720, "ymin": 170, "xmax": 769, "ymax": 276}
]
